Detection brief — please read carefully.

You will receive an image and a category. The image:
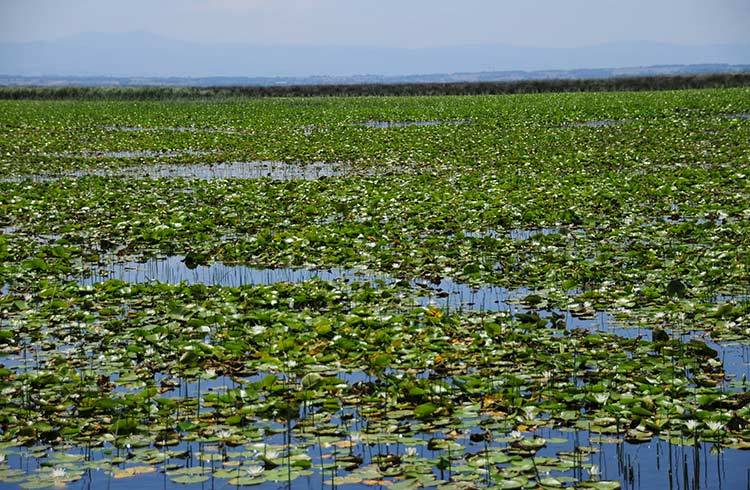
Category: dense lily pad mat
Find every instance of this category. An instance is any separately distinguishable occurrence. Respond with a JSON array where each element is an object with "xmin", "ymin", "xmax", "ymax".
[
  {"xmin": 2, "ymin": 167, "xmax": 749, "ymax": 339},
  {"xmin": 0, "ymin": 88, "xmax": 749, "ymax": 488},
  {"xmin": 1, "ymin": 89, "xmax": 749, "ymax": 175}
]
